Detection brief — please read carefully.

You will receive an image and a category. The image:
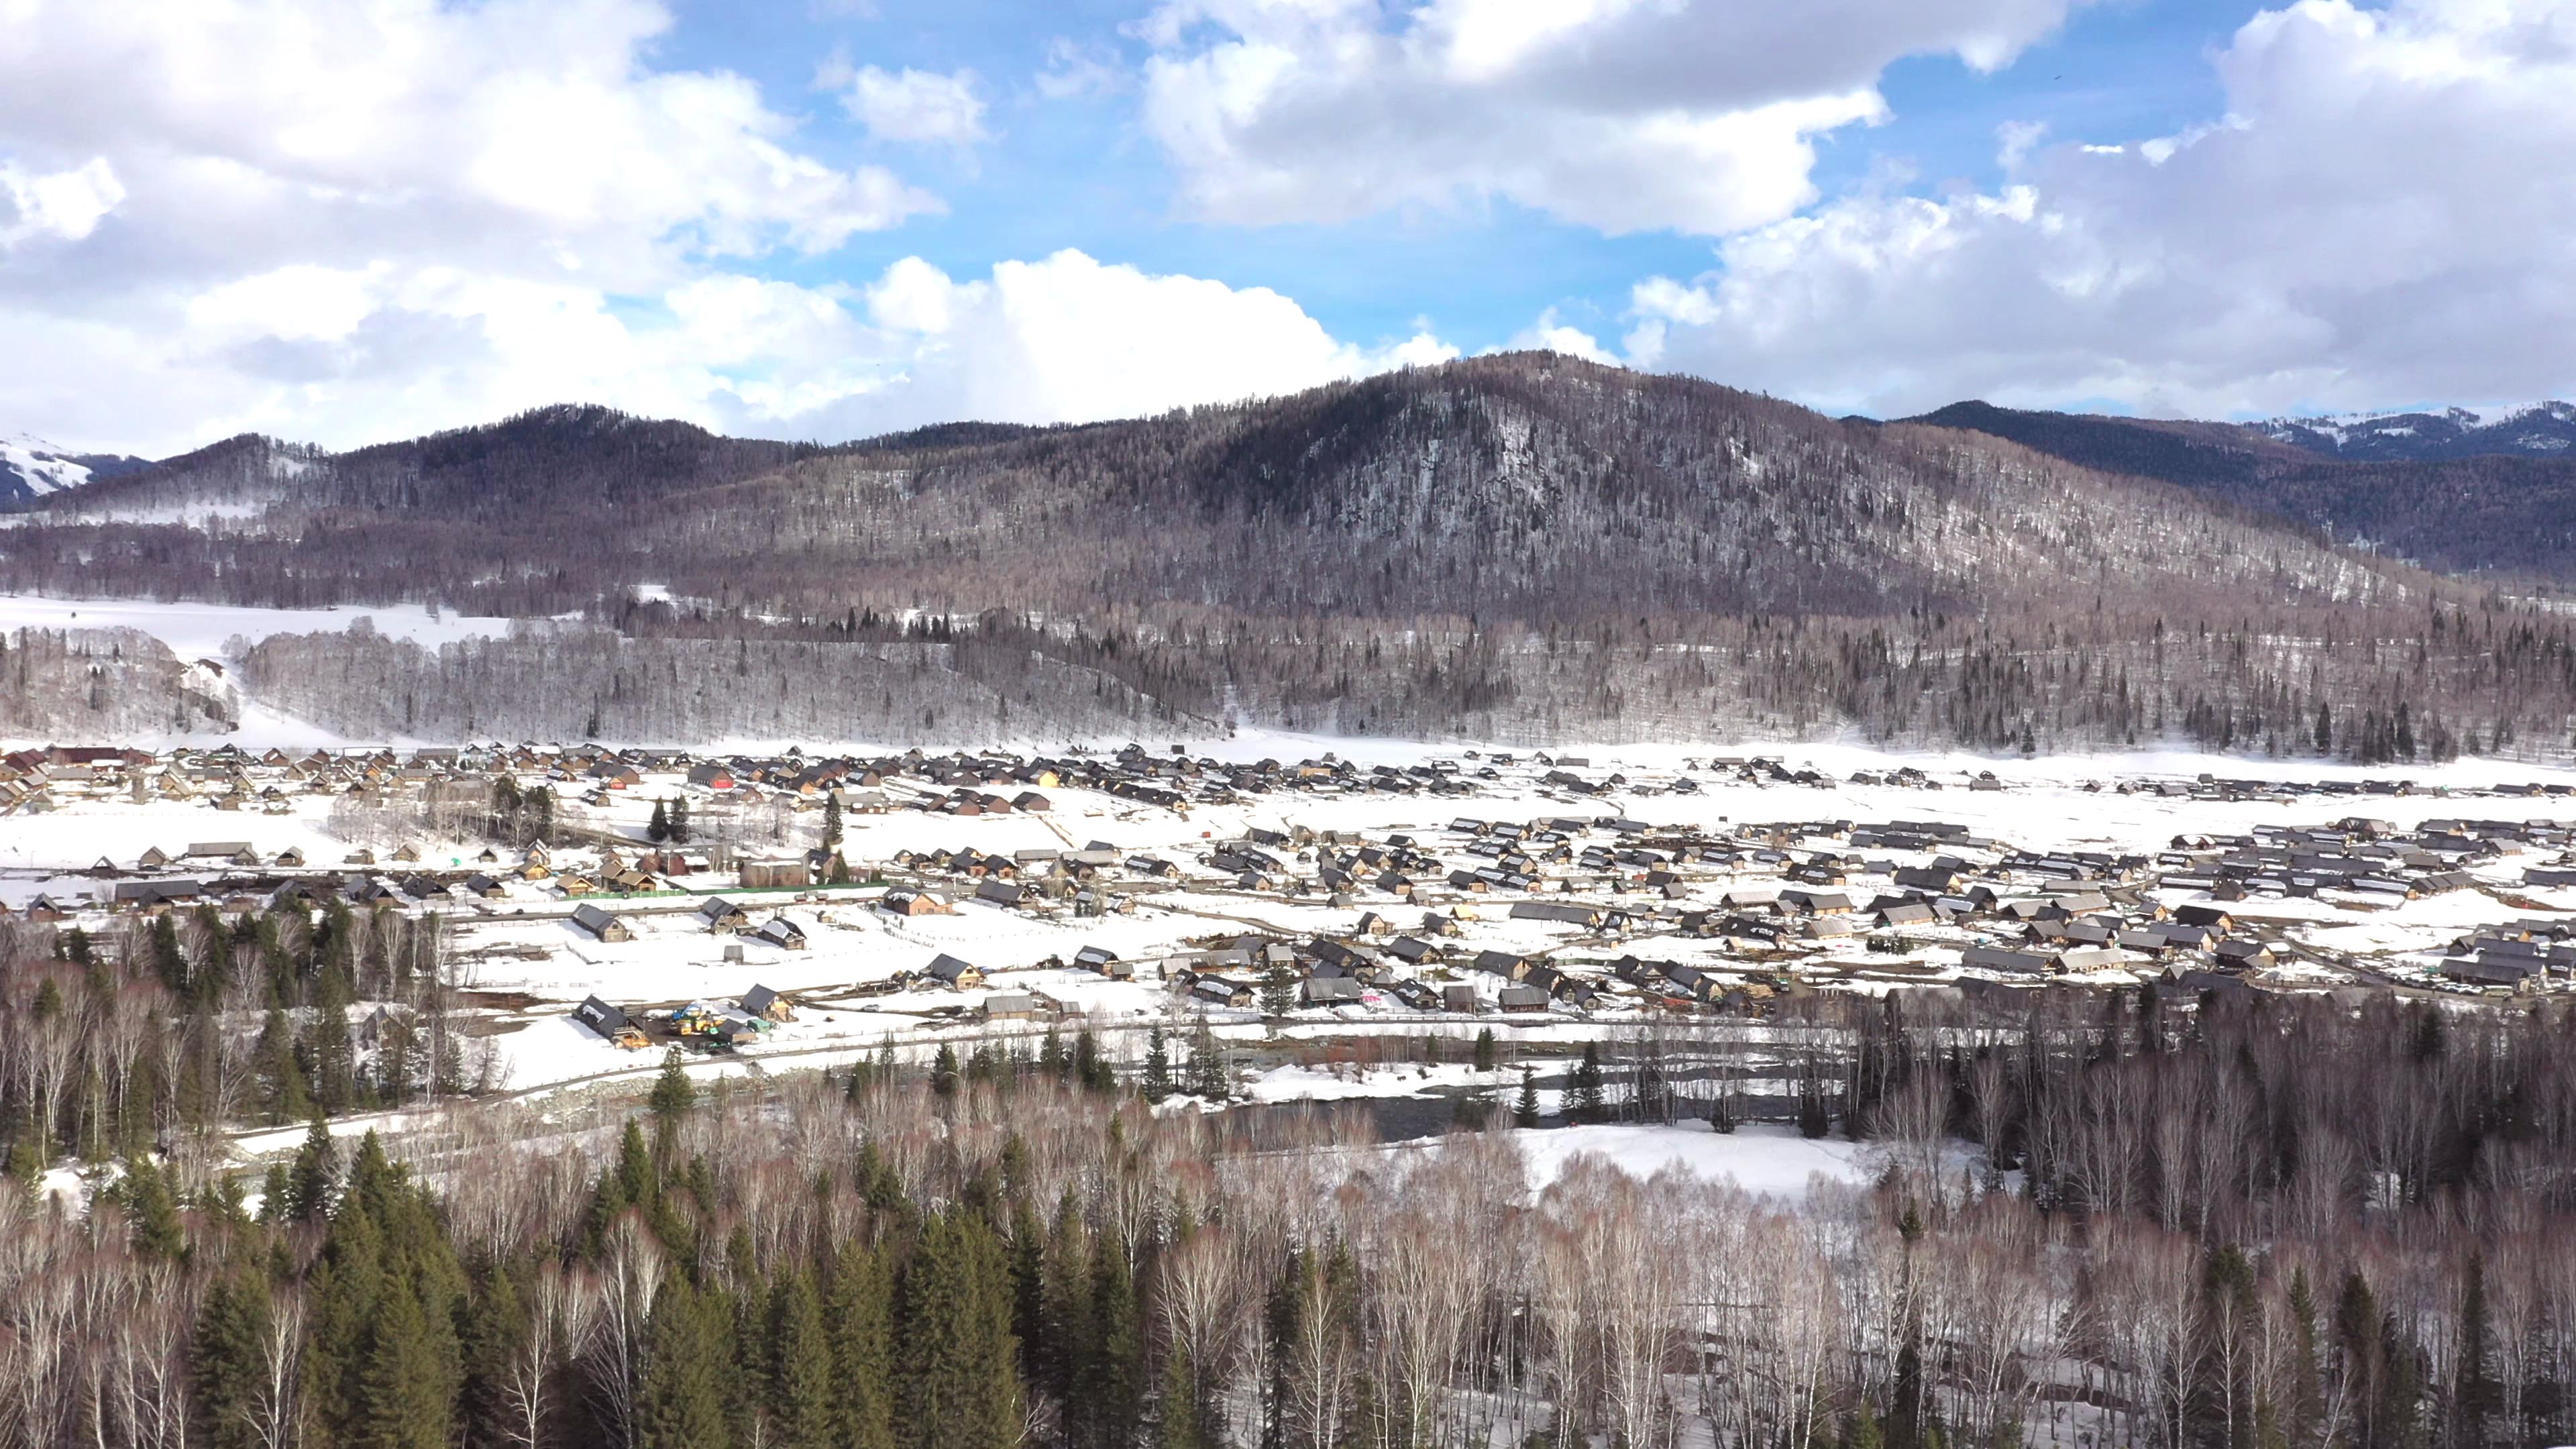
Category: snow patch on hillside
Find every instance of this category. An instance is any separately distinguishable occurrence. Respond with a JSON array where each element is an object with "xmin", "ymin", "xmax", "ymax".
[
  {"xmin": 0, "ymin": 594, "xmax": 523, "ymax": 662},
  {"xmin": 0, "ymin": 433, "xmax": 96, "ymax": 495}
]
